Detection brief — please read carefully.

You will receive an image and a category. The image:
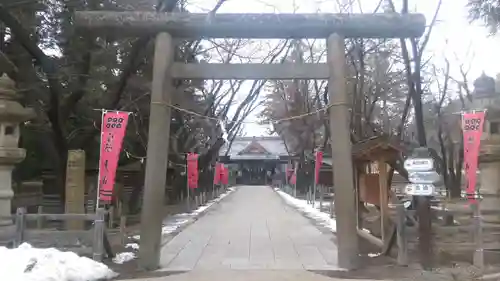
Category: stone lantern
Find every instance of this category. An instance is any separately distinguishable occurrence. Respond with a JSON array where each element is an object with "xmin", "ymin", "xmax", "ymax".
[{"xmin": 0, "ymin": 74, "xmax": 34, "ymax": 230}]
